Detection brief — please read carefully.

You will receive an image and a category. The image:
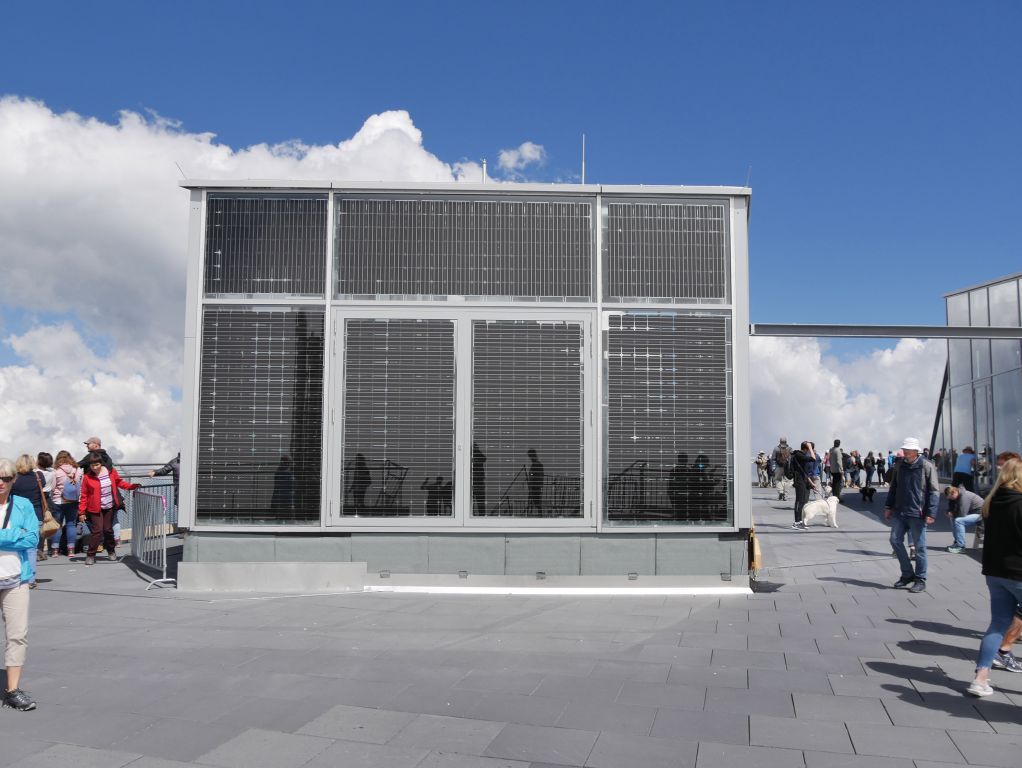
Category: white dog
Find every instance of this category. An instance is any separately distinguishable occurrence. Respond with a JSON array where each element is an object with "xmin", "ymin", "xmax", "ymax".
[{"xmin": 801, "ymin": 495, "xmax": 839, "ymax": 528}]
